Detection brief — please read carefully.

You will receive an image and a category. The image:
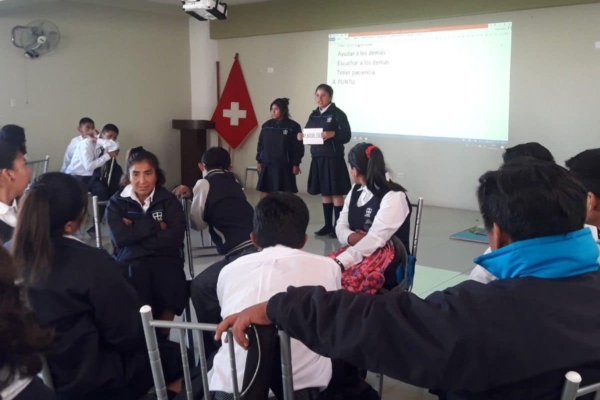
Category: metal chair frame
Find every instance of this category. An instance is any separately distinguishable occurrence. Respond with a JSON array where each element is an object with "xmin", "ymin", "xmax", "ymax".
[{"xmin": 561, "ymin": 371, "xmax": 600, "ymax": 400}]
